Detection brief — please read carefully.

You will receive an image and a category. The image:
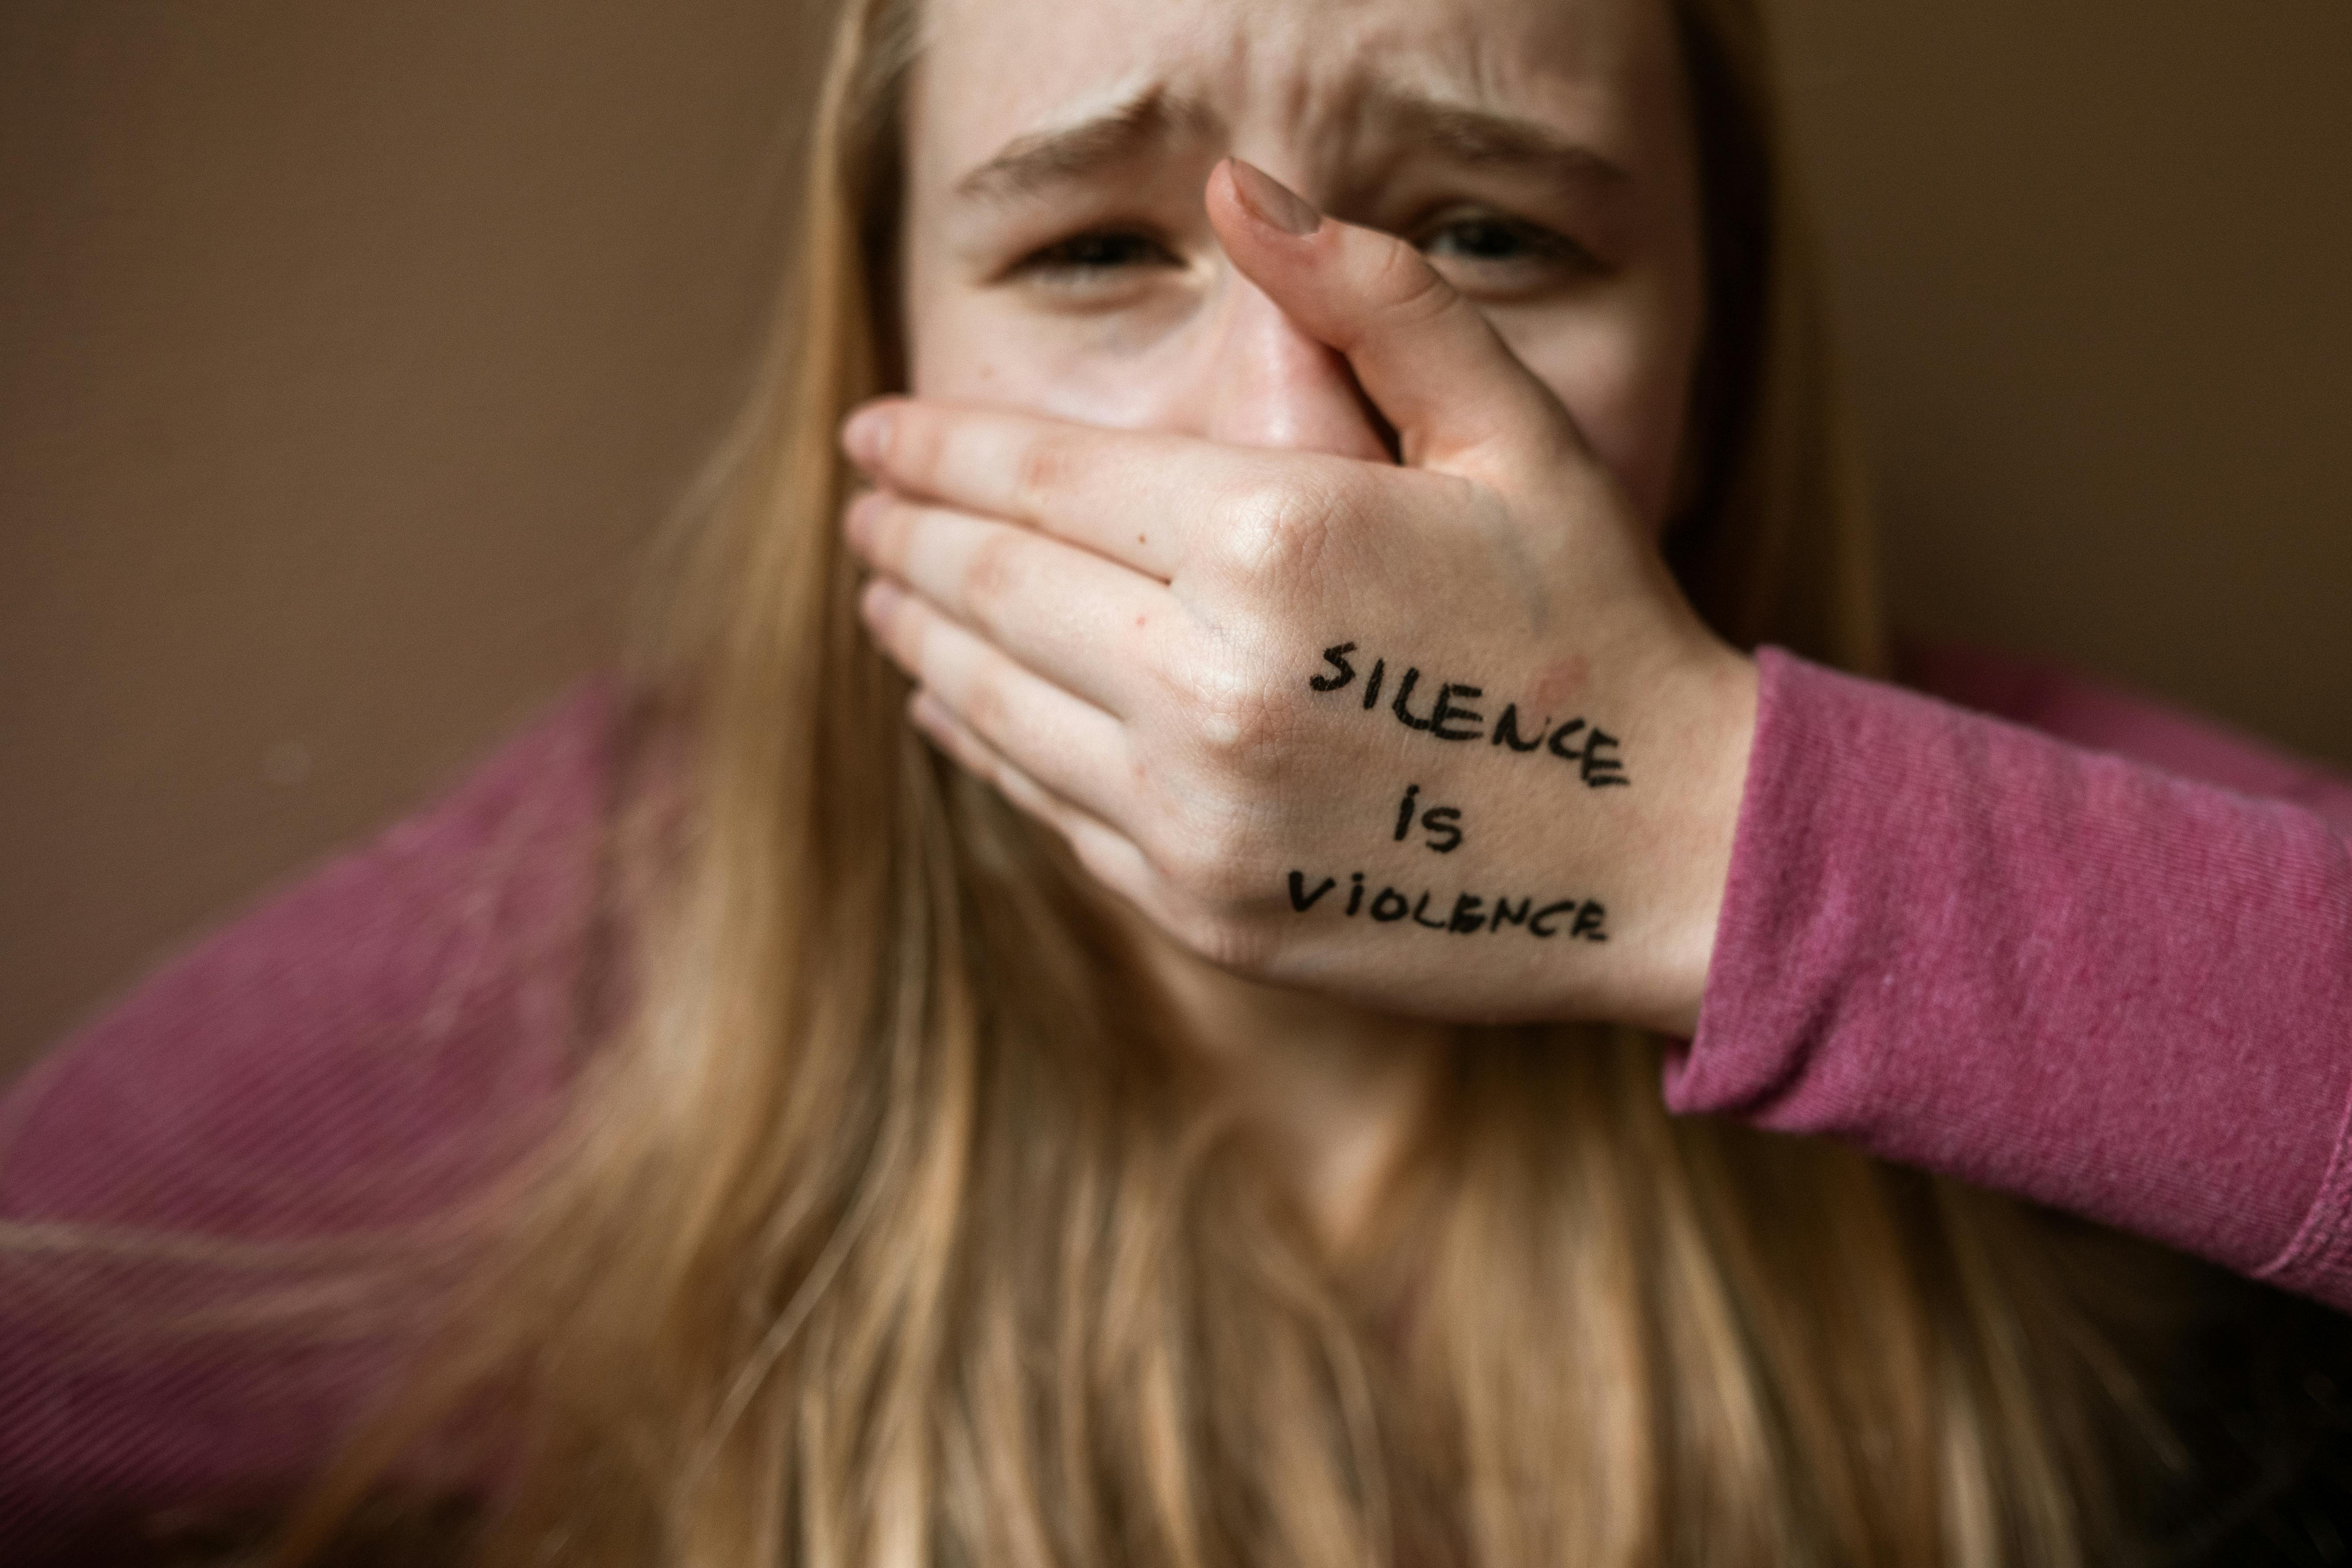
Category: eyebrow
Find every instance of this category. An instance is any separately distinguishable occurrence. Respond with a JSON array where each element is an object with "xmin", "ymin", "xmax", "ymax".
[
  {"xmin": 1359, "ymin": 87, "xmax": 1631, "ymax": 191},
  {"xmin": 953, "ymin": 87, "xmax": 1221, "ymax": 206},
  {"xmin": 949, "ymin": 83, "xmax": 1629, "ymax": 209}
]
